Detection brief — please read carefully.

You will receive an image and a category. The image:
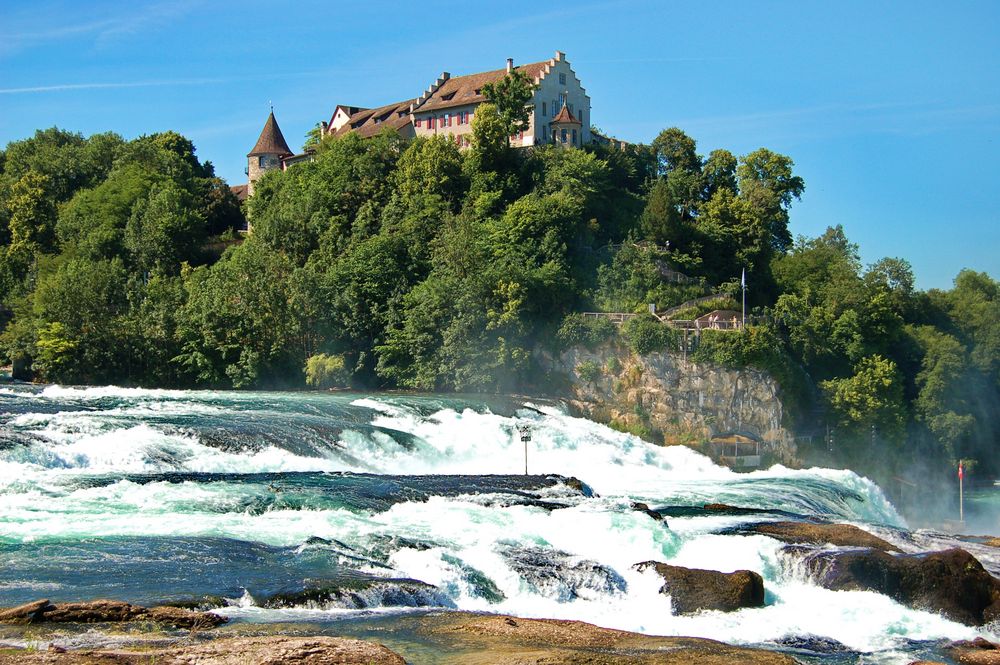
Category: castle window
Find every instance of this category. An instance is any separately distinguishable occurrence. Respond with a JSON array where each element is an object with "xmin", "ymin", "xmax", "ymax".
[
  {"xmin": 415, "ymin": 118, "xmax": 422, "ymax": 128},
  {"xmin": 561, "ymin": 128, "xmax": 567, "ymax": 143},
  {"xmin": 572, "ymin": 129, "xmax": 577, "ymax": 144},
  {"xmin": 445, "ymin": 113, "xmax": 451, "ymax": 127},
  {"xmin": 542, "ymin": 102, "xmax": 547, "ymax": 116},
  {"xmin": 559, "ymin": 73, "xmax": 566, "ymax": 85},
  {"xmin": 258, "ymin": 156, "xmax": 266, "ymax": 167}
]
